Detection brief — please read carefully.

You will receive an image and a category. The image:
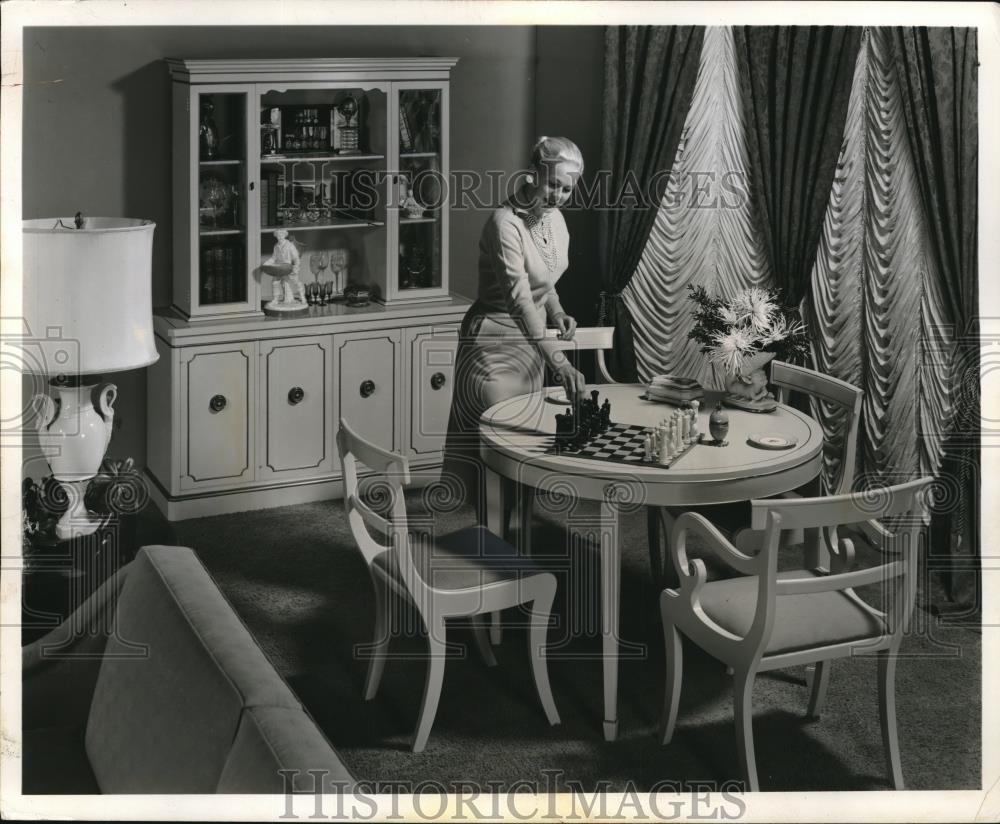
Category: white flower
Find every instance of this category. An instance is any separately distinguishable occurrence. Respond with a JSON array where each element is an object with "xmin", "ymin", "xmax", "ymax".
[
  {"xmin": 709, "ymin": 329, "xmax": 754, "ymax": 374},
  {"xmin": 717, "ymin": 304, "xmax": 740, "ymax": 326}
]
